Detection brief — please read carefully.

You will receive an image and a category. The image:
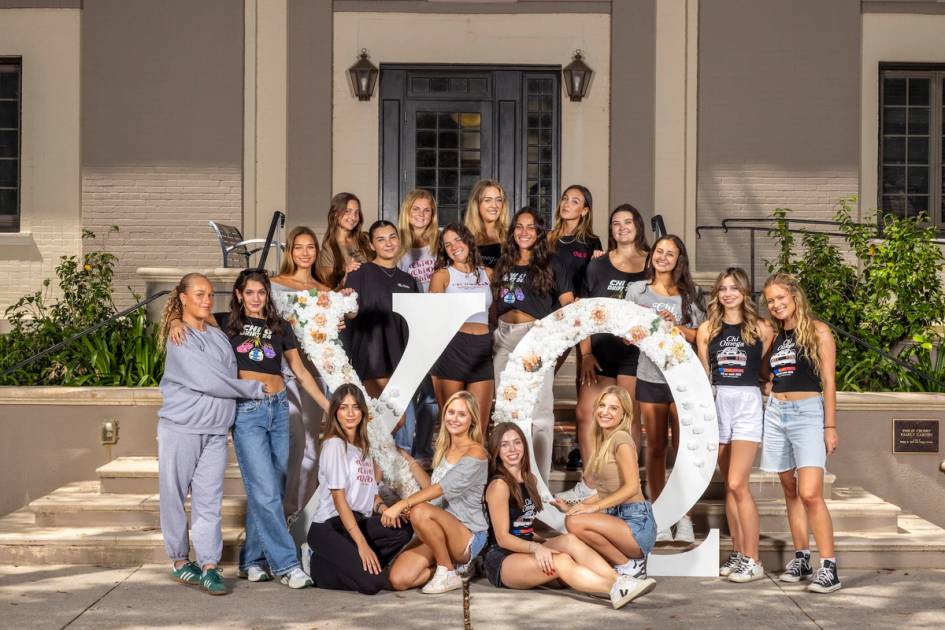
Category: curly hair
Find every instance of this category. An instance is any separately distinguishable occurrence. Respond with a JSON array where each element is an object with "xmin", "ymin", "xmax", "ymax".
[
  {"xmin": 493, "ymin": 208, "xmax": 554, "ymax": 300},
  {"xmin": 435, "ymin": 223, "xmax": 486, "ymax": 284},
  {"xmin": 158, "ymin": 273, "xmax": 210, "ymax": 347},
  {"xmin": 763, "ymin": 272, "xmax": 822, "ymax": 375},
  {"xmin": 226, "ymin": 269, "xmax": 285, "ymax": 338}
]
